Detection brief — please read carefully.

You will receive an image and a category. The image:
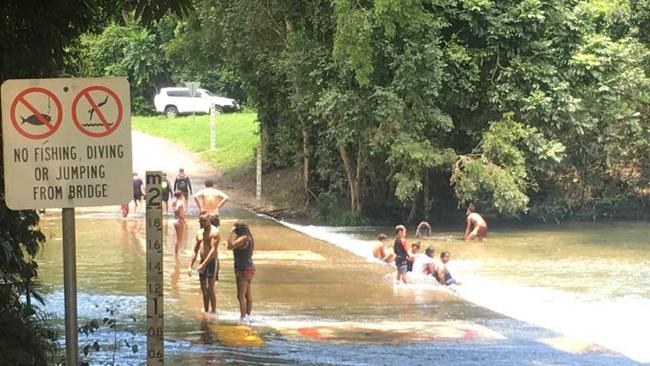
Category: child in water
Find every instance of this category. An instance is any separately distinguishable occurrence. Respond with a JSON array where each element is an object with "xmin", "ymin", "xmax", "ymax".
[{"xmin": 393, "ymin": 225, "xmax": 413, "ymax": 284}]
